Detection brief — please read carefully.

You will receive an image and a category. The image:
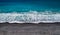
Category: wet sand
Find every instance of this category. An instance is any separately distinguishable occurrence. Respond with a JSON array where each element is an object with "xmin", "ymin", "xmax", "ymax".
[{"xmin": 0, "ymin": 22, "xmax": 60, "ymax": 35}]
